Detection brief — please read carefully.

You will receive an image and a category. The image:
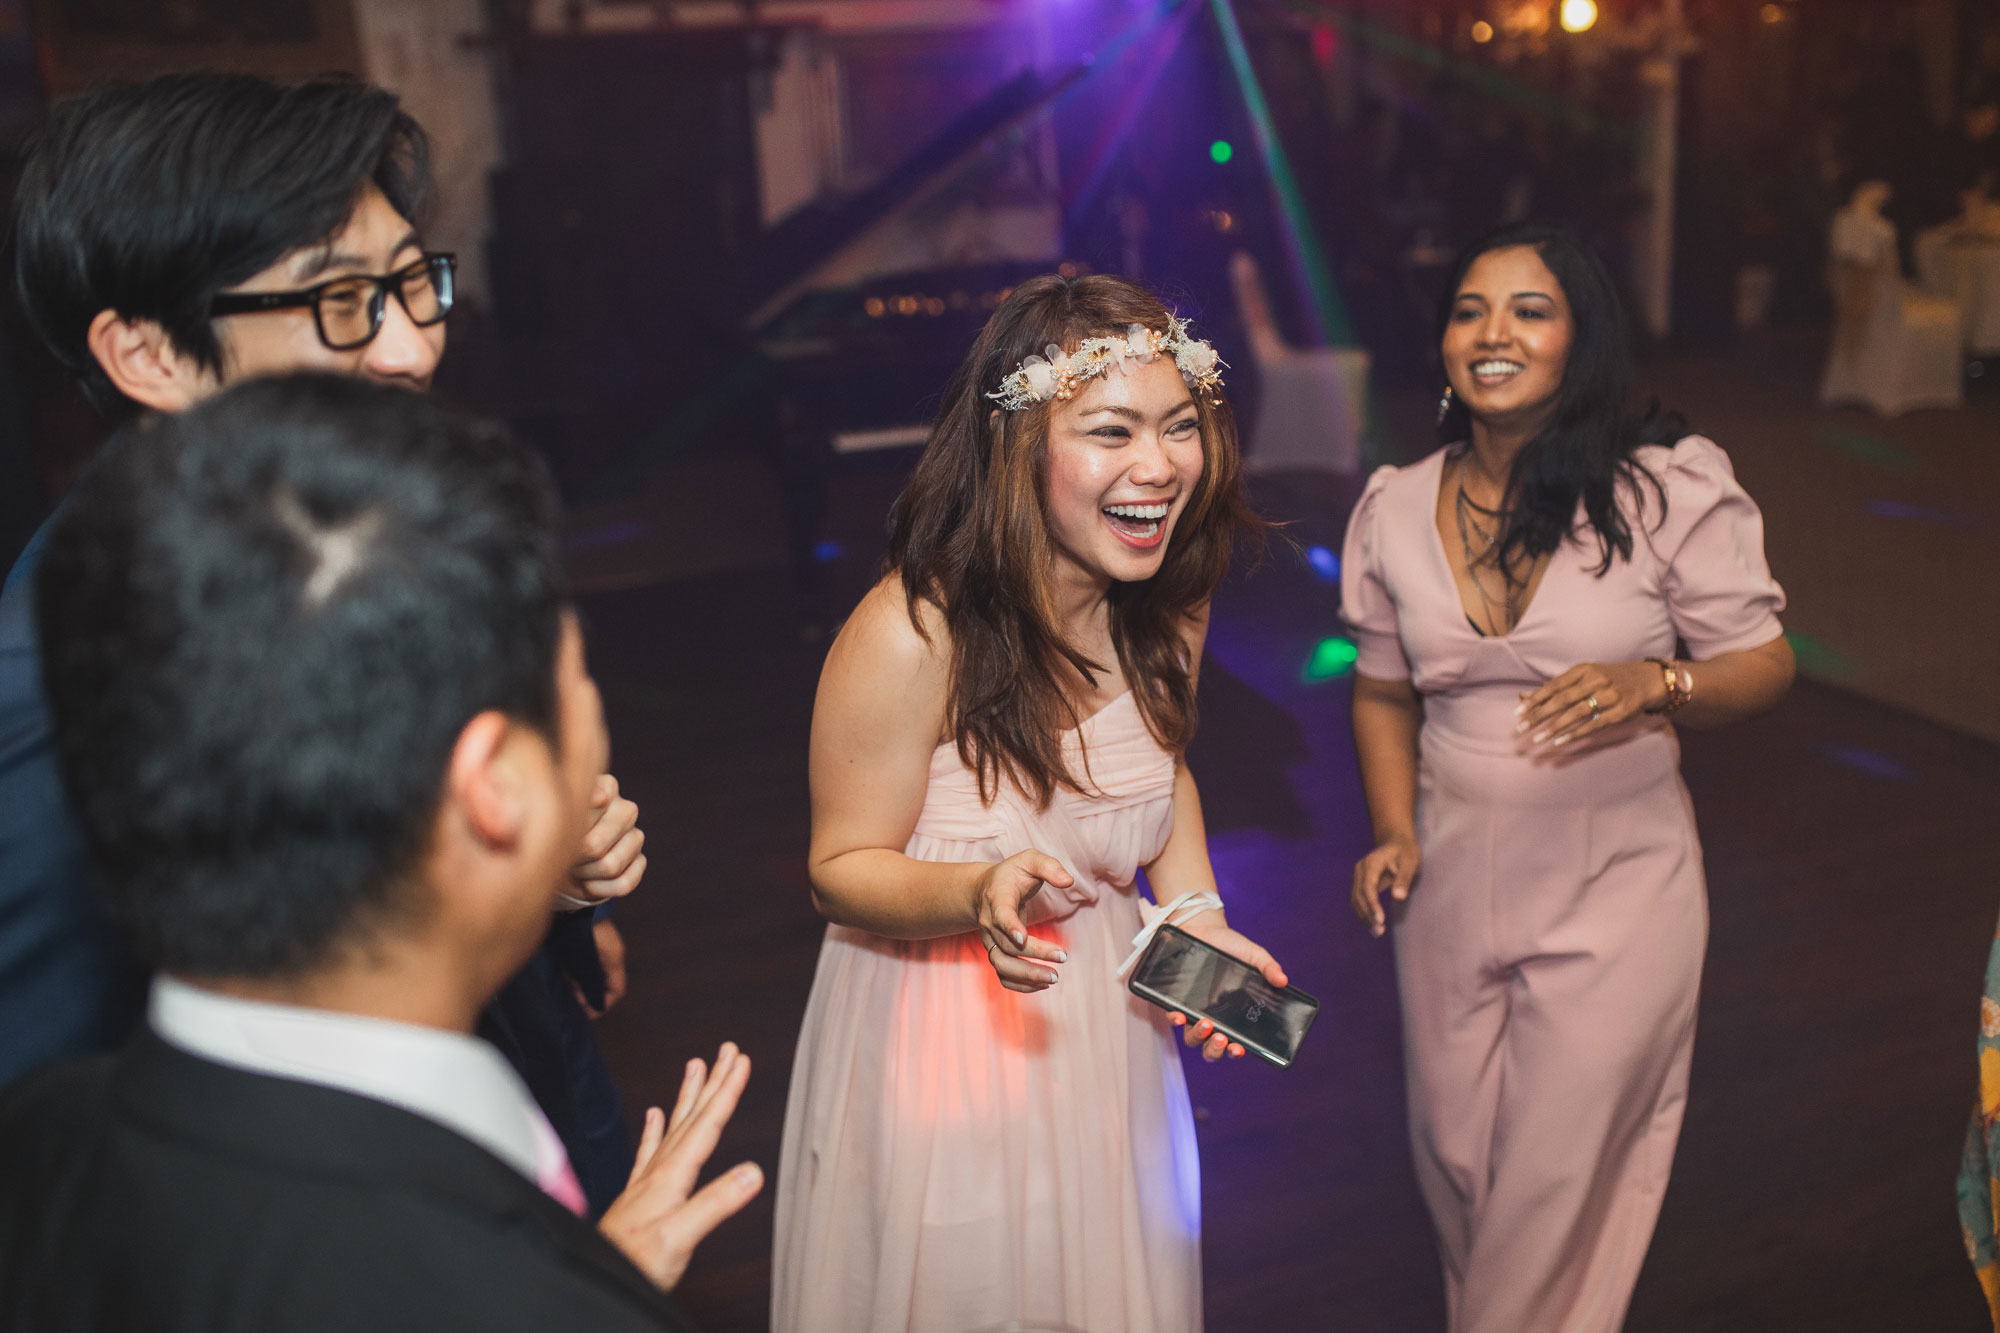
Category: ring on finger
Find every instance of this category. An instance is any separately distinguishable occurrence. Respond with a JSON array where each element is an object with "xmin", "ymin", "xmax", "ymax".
[{"xmin": 1586, "ymin": 693, "xmax": 1602, "ymax": 721}]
